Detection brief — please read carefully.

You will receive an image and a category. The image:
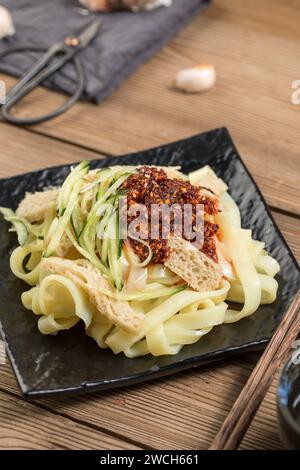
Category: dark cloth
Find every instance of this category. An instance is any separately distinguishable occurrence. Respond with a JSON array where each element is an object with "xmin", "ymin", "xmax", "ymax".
[{"xmin": 0, "ymin": 0, "xmax": 210, "ymax": 102}]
